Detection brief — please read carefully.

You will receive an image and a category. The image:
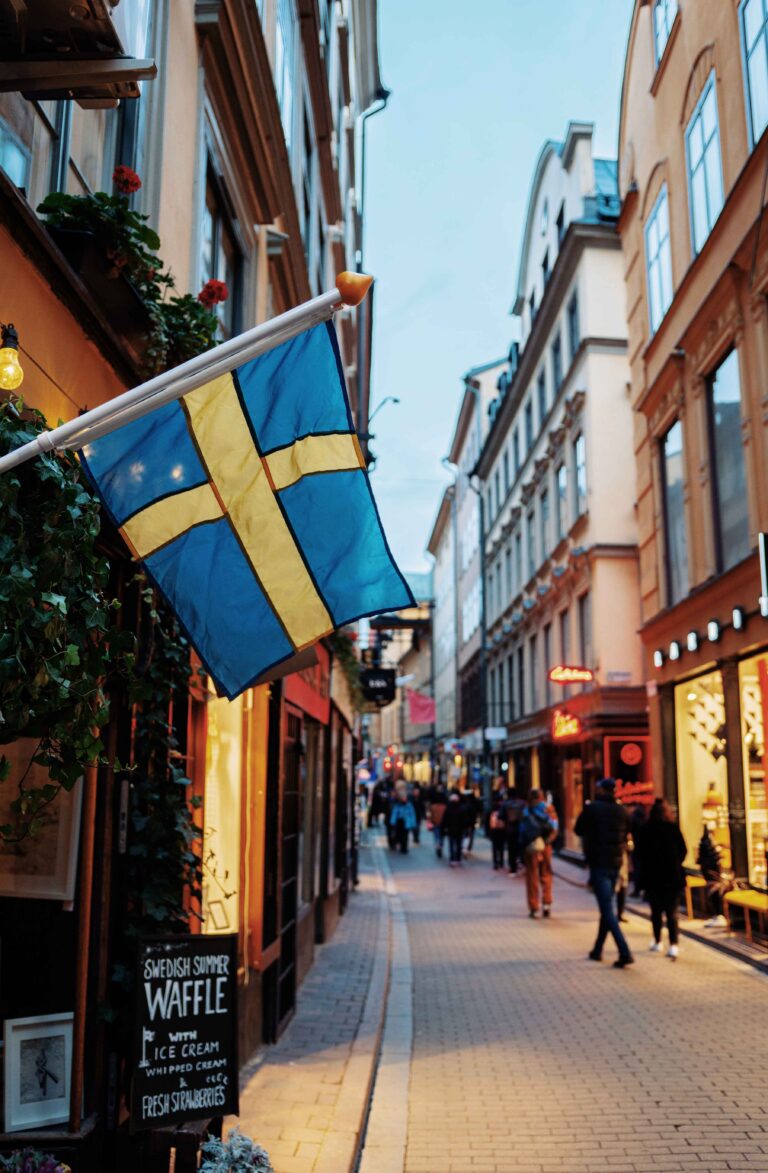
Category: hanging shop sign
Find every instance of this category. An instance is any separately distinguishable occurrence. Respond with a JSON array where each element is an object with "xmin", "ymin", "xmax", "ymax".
[
  {"xmin": 360, "ymin": 667, "xmax": 396, "ymax": 707},
  {"xmin": 552, "ymin": 709, "xmax": 582, "ymax": 741},
  {"xmin": 131, "ymin": 934, "xmax": 239, "ymax": 1131},
  {"xmin": 548, "ymin": 664, "xmax": 594, "ymax": 685},
  {"xmin": 604, "ymin": 736, "xmax": 654, "ymax": 807}
]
